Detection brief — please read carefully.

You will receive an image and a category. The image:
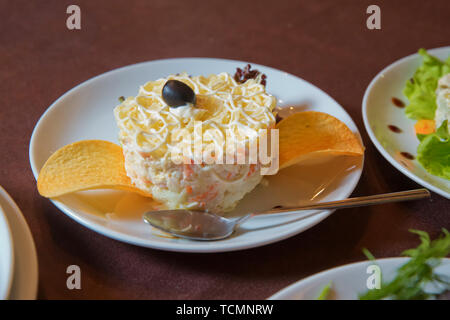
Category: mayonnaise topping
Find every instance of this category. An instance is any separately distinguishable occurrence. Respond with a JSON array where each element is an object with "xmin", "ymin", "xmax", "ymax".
[{"xmin": 114, "ymin": 72, "xmax": 277, "ymax": 160}]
